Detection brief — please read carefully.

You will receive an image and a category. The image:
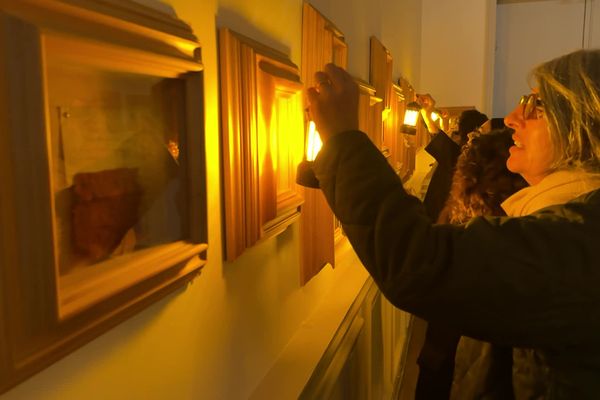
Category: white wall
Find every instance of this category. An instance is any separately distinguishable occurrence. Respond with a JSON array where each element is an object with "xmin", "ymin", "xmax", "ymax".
[
  {"xmin": 0, "ymin": 1, "xmax": 422, "ymax": 399},
  {"xmin": 492, "ymin": 0, "xmax": 597, "ymax": 118},
  {"xmin": 382, "ymin": 0, "xmax": 423, "ymax": 87},
  {"xmin": 420, "ymin": 0, "xmax": 496, "ymax": 114},
  {"xmin": 308, "ymin": 0, "xmax": 423, "ymax": 85}
]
